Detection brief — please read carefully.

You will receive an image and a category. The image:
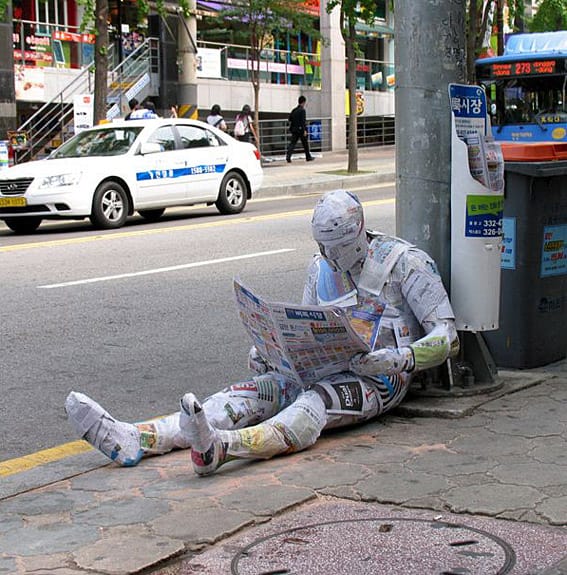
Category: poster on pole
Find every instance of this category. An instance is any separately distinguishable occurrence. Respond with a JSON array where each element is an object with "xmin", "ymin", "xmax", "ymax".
[
  {"xmin": 73, "ymin": 94, "xmax": 94, "ymax": 134},
  {"xmin": 449, "ymin": 83, "xmax": 502, "ymax": 332},
  {"xmin": 448, "ymin": 83, "xmax": 487, "ymax": 141}
]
